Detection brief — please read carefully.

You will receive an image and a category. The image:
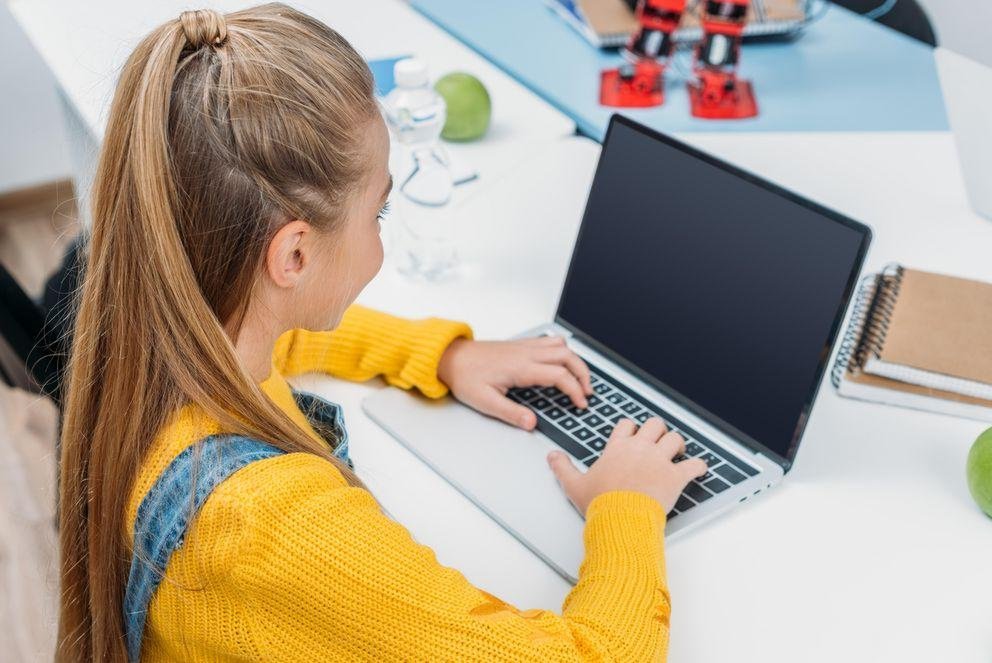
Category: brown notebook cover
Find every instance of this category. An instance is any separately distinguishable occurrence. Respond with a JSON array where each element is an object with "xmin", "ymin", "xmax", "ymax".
[
  {"xmin": 578, "ymin": 0, "xmax": 637, "ymax": 38},
  {"xmin": 679, "ymin": 0, "xmax": 804, "ymax": 29},
  {"xmin": 834, "ymin": 265, "xmax": 992, "ymax": 417},
  {"xmin": 568, "ymin": 0, "xmax": 806, "ymax": 46},
  {"xmin": 875, "ymin": 268, "xmax": 992, "ymax": 385}
]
